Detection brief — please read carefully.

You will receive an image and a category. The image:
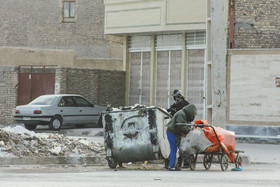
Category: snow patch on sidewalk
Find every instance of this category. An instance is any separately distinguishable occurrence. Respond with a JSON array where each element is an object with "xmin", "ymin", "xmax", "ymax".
[{"xmin": 0, "ymin": 125, "xmax": 105, "ymax": 158}]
